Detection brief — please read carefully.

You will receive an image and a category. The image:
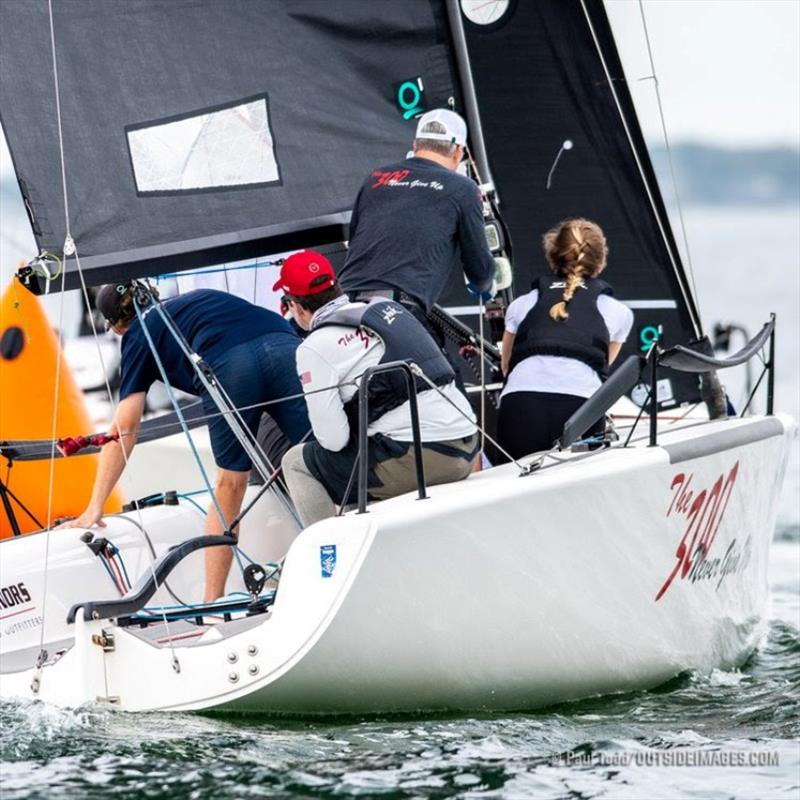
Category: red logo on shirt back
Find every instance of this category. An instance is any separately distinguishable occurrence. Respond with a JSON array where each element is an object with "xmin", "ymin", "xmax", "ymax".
[
  {"xmin": 371, "ymin": 169, "xmax": 410, "ymax": 188},
  {"xmin": 337, "ymin": 329, "xmax": 373, "ymax": 349}
]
